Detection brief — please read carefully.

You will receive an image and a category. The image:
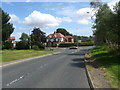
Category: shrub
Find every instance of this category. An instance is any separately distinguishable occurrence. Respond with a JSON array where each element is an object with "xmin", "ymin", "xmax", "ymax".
[
  {"xmin": 16, "ymin": 41, "xmax": 29, "ymax": 50},
  {"xmin": 3, "ymin": 40, "xmax": 13, "ymax": 49},
  {"xmin": 58, "ymin": 43, "xmax": 77, "ymax": 47},
  {"xmin": 80, "ymin": 41, "xmax": 94, "ymax": 46},
  {"xmin": 36, "ymin": 42, "xmax": 45, "ymax": 50},
  {"xmin": 32, "ymin": 45, "xmax": 39, "ymax": 50}
]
